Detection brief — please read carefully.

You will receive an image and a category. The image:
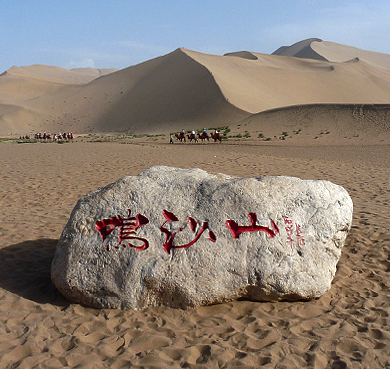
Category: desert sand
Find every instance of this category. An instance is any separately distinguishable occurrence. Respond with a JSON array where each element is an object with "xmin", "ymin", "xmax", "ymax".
[
  {"xmin": 1, "ymin": 38, "xmax": 390, "ymax": 368},
  {"xmin": 0, "ymin": 137, "xmax": 389, "ymax": 368}
]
